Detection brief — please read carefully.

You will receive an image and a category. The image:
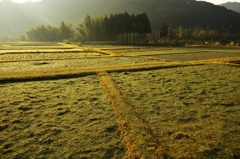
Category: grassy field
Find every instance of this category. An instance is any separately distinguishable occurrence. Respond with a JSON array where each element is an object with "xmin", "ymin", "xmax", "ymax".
[
  {"xmin": 110, "ymin": 65, "xmax": 240, "ymax": 158},
  {"xmin": 0, "ymin": 42, "xmax": 240, "ymax": 158},
  {"xmin": 0, "ymin": 76, "xmax": 124, "ymax": 158}
]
